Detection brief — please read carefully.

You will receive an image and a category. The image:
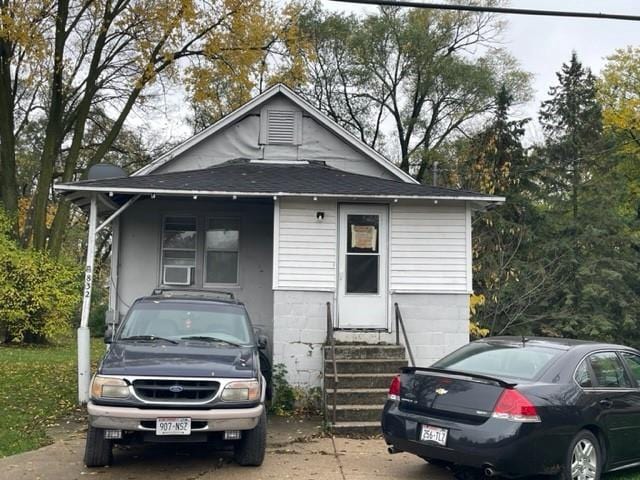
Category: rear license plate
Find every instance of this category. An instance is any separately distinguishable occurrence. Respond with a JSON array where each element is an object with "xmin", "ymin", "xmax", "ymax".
[
  {"xmin": 420, "ymin": 424, "xmax": 448, "ymax": 446},
  {"xmin": 156, "ymin": 417, "xmax": 191, "ymax": 436}
]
